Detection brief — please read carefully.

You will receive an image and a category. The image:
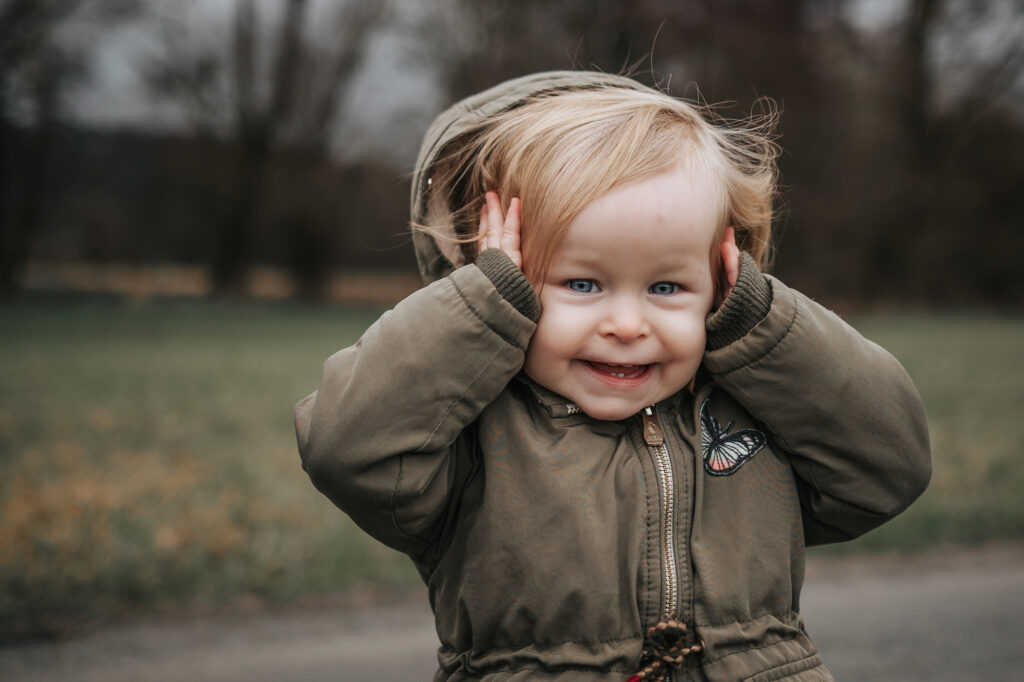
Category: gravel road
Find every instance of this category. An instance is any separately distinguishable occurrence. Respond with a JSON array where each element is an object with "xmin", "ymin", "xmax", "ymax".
[{"xmin": 3, "ymin": 543, "xmax": 1022, "ymax": 681}]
